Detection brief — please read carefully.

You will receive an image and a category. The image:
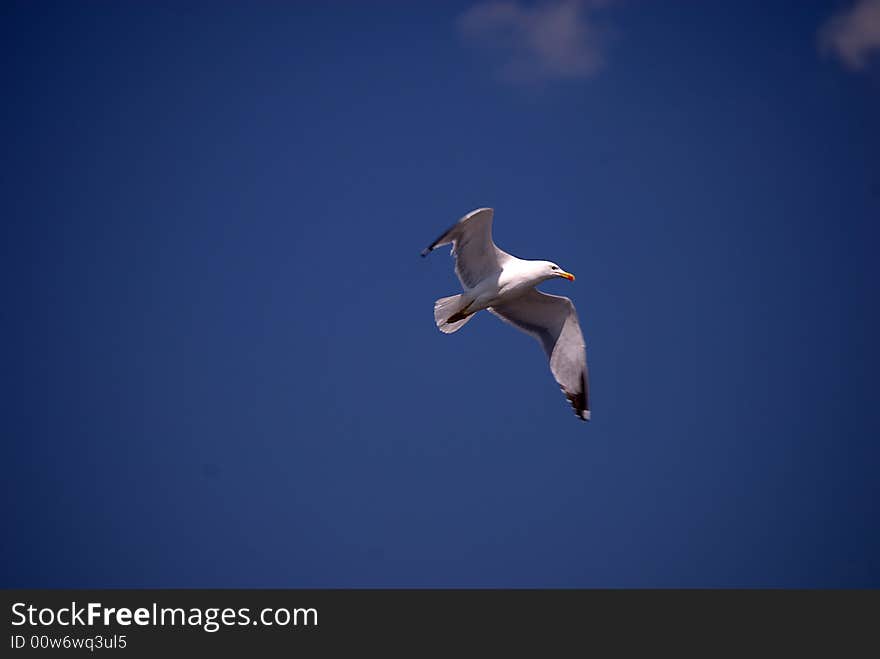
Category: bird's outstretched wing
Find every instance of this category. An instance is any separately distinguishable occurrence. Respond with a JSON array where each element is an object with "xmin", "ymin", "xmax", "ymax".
[
  {"xmin": 421, "ymin": 208, "xmax": 511, "ymax": 289},
  {"xmin": 490, "ymin": 289, "xmax": 590, "ymax": 421}
]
